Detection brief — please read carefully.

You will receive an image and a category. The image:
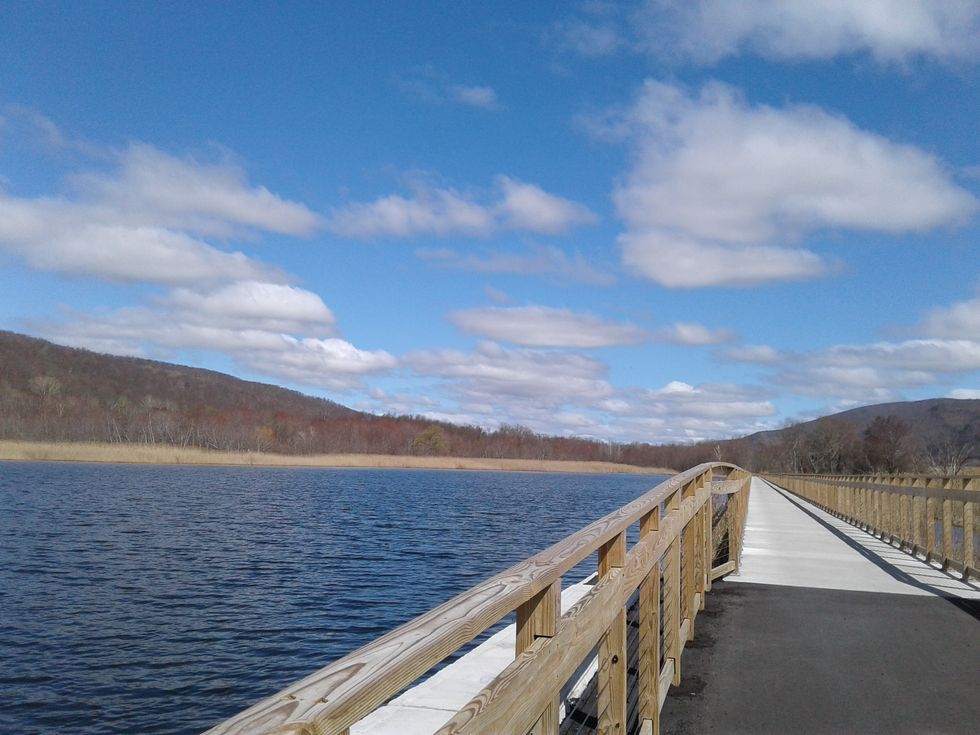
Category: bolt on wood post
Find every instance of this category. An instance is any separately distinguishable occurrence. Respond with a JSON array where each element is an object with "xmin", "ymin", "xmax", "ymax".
[
  {"xmin": 597, "ymin": 531, "xmax": 626, "ymax": 735},
  {"xmin": 637, "ymin": 507, "xmax": 661, "ymax": 735},
  {"xmin": 516, "ymin": 579, "xmax": 561, "ymax": 735}
]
